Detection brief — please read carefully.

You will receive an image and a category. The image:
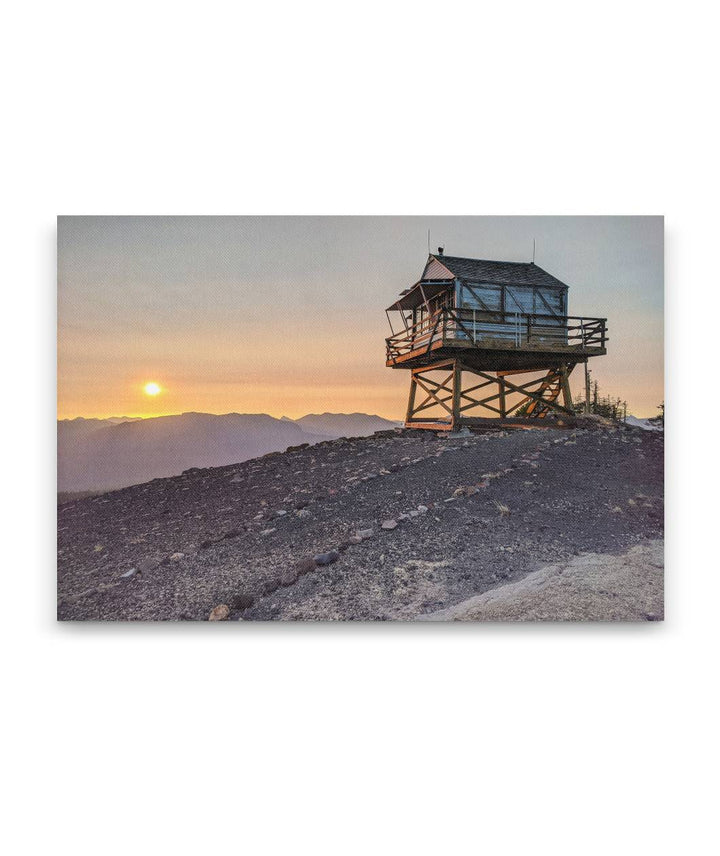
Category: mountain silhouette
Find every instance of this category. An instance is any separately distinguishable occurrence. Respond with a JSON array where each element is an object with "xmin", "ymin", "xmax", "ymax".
[{"xmin": 57, "ymin": 411, "xmax": 399, "ymax": 493}]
